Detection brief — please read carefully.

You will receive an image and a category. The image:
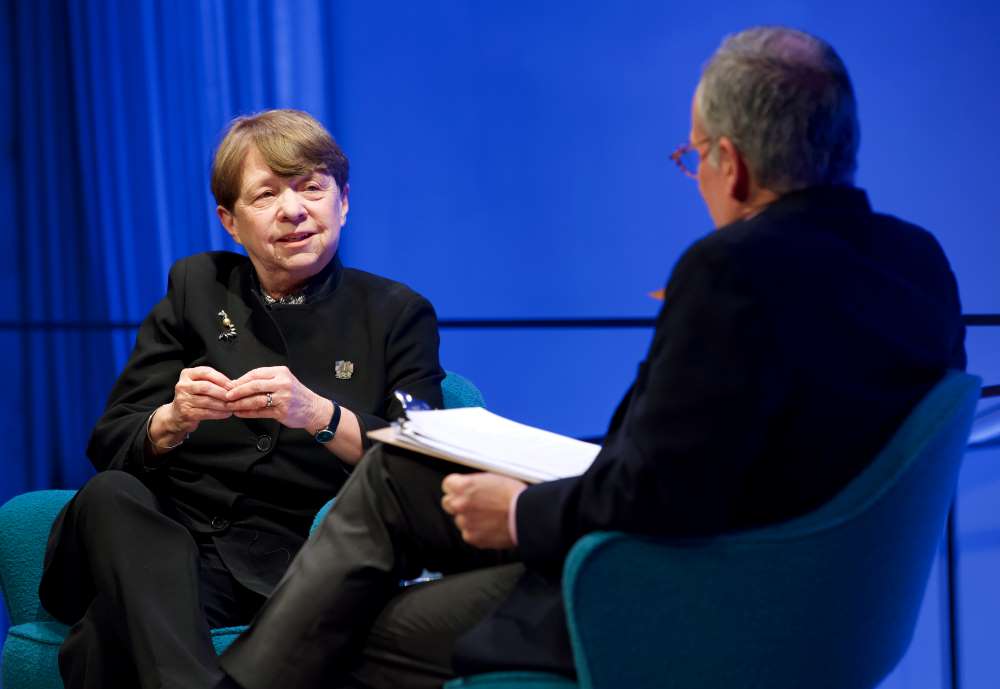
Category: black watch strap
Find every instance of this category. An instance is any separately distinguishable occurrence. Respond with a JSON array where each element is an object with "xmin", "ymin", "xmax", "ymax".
[{"xmin": 314, "ymin": 401, "xmax": 342, "ymax": 444}]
